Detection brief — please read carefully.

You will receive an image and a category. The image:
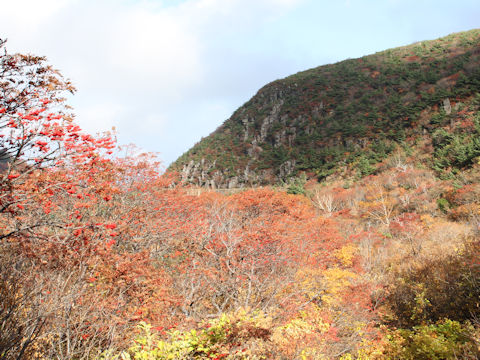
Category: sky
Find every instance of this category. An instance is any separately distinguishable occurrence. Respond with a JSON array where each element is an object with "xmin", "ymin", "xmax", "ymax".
[{"xmin": 0, "ymin": 0, "xmax": 479, "ymax": 166}]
